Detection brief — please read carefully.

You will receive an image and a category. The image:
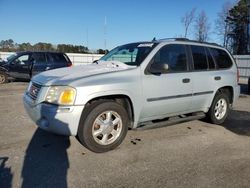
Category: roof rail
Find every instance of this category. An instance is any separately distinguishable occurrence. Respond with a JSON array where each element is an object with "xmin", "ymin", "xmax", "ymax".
[
  {"xmin": 156, "ymin": 38, "xmax": 221, "ymax": 47},
  {"xmin": 156, "ymin": 38, "xmax": 188, "ymax": 42}
]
